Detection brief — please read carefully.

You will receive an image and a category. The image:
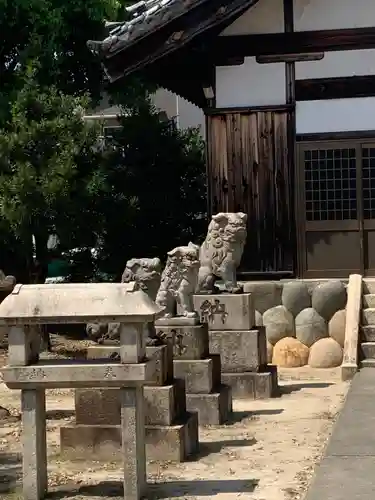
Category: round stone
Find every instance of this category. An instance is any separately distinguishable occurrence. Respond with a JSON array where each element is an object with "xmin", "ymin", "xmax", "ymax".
[
  {"xmin": 255, "ymin": 310, "xmax": 263, "ymax": 327},
  {"xmin": 272, "ymin": 337, "xmax": 309, "ymax": 368},
  {"xmin": 295, "ymin": 308, "xmax": 328, "ymax": 347},
  {"xmin": 243, "ymin": 282, "xmax": 282, "ymax": 314},
  {"xmin": 329, "ymin": 309, "xmax": 346, "ymax": 348},
  {"xmin": 267, "ymin": 341, "xmax": 273, "ymax": 364},
  {"xmin": 263, "ymin": 305, "xmax": 295, "ymax": 345},
  {"xmin": 308, "ymin": 337, "xmax": 343, "ymax": 368},
  {"xmin": 282, "ymin": 281, "xmax": 311, "ymax": 317},
  {"xmin": 312, "ymin": 280, "xmax": 347, "ymax": 321}
]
